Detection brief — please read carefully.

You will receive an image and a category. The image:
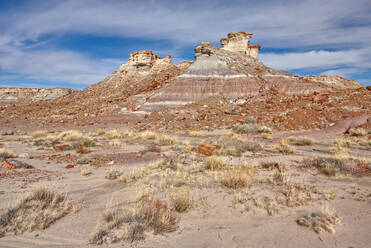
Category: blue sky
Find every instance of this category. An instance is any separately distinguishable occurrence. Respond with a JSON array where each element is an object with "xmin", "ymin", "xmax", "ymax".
[{"xmin": 0, "ymin": 0, "xmax": 370, "ymax": 89}]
